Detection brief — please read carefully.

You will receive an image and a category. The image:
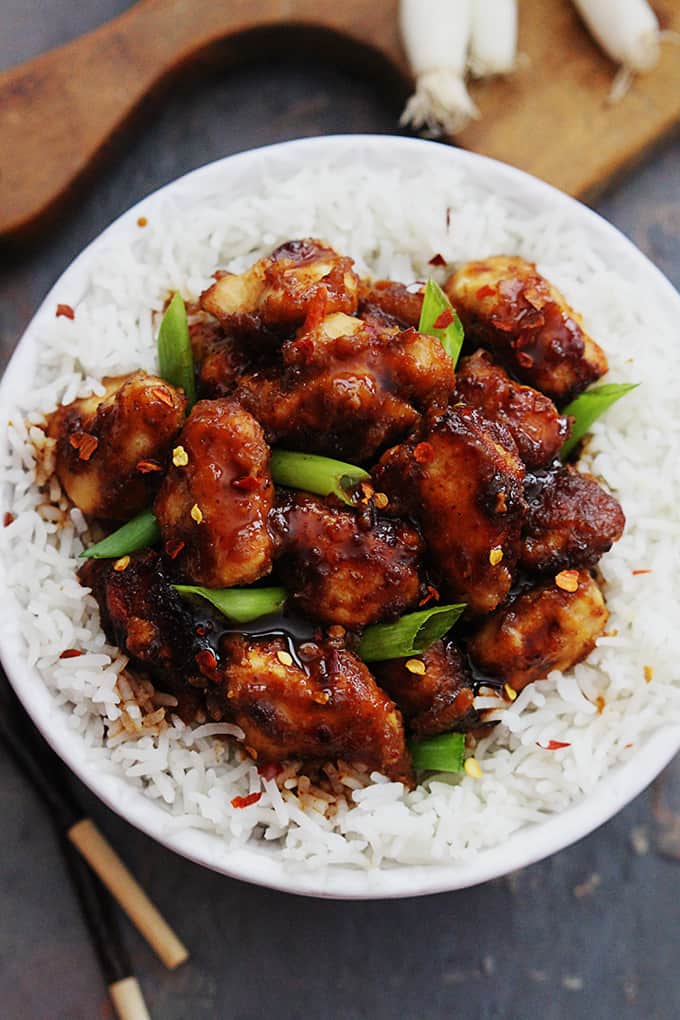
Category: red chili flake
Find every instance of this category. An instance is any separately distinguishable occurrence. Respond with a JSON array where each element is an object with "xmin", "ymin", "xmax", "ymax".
[
  {"xmin": 475, "ymin": 285, "xmax": 495, "ymax": 300},
  {"xmin": 259, "ymin": 762, "xmax": 283, "ymax": 781},
  {"xmin": 137, "ymin": 216, "xmax": 148, "ymax": 228},
  {"xmin": 414, "ymin": 441, "xmax": 434, "ymax": 464},
  {"xmin": 433, "ymin": 307, "xmax": 454, "ymax": 329},
  {"xmin": 195, "ymin": 625, "xmax": 207, "ymax": 638},
  {"xmin": 428, "ymin": 253, "xmax": 446, "ymax": 267},
  {"xmin": 3, "ymin": 512, "xmax": 14, "ymax": 527},
  {"xmin": 446, "ymin": 207, "xmax": 451, "ymax": 229},
  {"xmin": 165, "ymin": 539, "xmax": 185, "ymax": 560},
  {"xmin": 537, "ymin": 740, "xmax": 571, "ymax": 750},
  {"xmin": 195, "ymin": 648, "xmax": 217, "ymax": 673},
  {"xmin": 418, "ymin": 584, "xmax": 440, "ymax": 607},
  {"xmin": 69, "ymin": 432, "xmax": 98, "ymax": 461},
  {"xmin": 151, "ymin": 387, "xmax": 174, "ymax": 407},
  {"xmin": 231, "ymin": 792, "xmax": 262, "ymax": 809},
  {"xmin": 56, "ymin": 303, "xmax": 75, "ymax": 320},
  {"xmin": 59, "ymin": 648, "xmax": 83, "ymax": 659},
  {"xmin": 232, "ymin": 475, "xmax": 259, "ymax": 491},
  {"xmin": 136, "ymin": 460, "xmax": 162, "ymax": 474},
  {"xmin": 302, "ymin": 285, "xmax": 329, "ymax": 333},
  {"xmin": 516, "ymin": 351, "xmax": 534, "ymax": 369},
  {"xmin": 632, "ymin": 569, "xmax": 652, "ymax": 576}
]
